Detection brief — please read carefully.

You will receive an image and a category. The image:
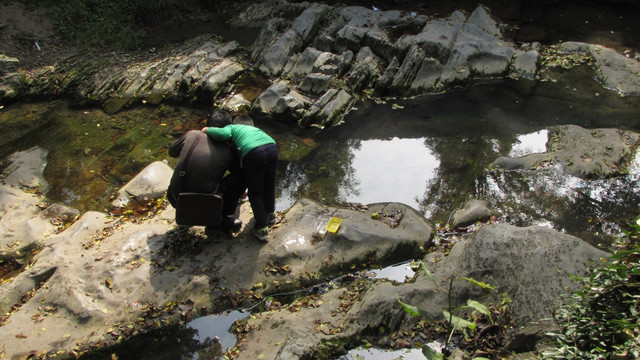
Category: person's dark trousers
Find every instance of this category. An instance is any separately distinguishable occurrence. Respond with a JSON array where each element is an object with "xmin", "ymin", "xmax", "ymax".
[
  {"xmin": 243, "ymin": 143, "xmax": 278, "ymax": 229},
  {"xmin": 219, "ymin": 170, "xmax": 246, "ymax": 218}
]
